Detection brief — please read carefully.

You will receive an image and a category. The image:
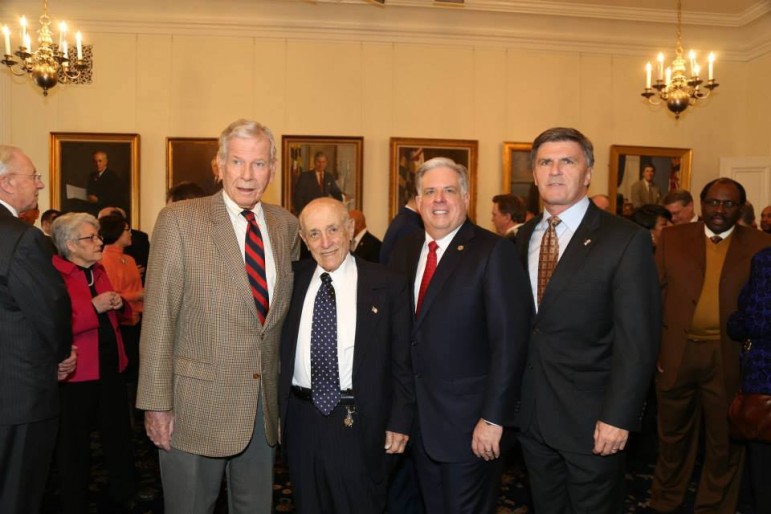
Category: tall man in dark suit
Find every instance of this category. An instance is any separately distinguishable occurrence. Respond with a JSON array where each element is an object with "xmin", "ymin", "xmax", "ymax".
[
  {"xmin": 0, "ymin": 145, "xmax": 76, "ymax": 514},
  {"xmin": 389, "ymin": 157, "xmax": 531, "ymax": 514},
  {"xmin": 279, "ymin": 198, "xmax": 413, "ymax": 513},
  {"xmin": 349, "ymin": 209, "xmax": 382, "ymax": 263},
  {"xmin": 515, "ymin": 127, "xmax": 661, "ymax": 513},
  {"xmin": 293, "ymin": 152, "xmax": 344, "ymax": 214},
  {"xmin": 650, "ymin": 178, "xmax": 771, "ymax": 513}
]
